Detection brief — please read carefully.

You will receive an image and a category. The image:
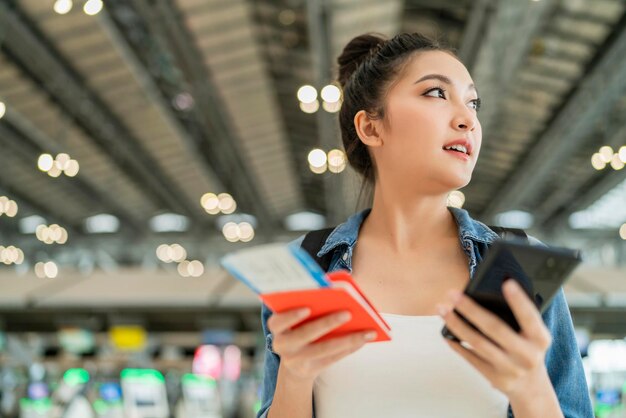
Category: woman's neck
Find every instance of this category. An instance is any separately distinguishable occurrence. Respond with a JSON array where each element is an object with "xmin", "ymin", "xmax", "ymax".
[{"xmin": 361, "ymin": 184, "xmax": 459, "ymax": 254}]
